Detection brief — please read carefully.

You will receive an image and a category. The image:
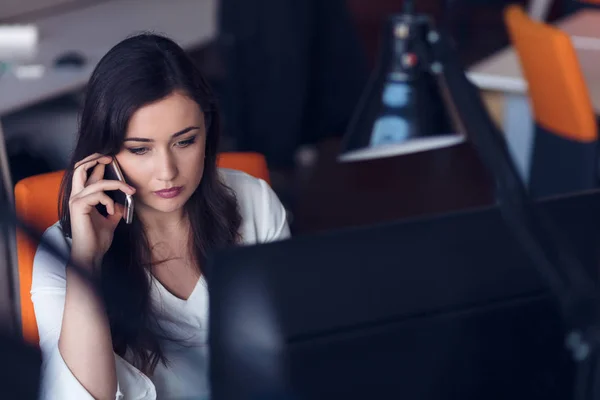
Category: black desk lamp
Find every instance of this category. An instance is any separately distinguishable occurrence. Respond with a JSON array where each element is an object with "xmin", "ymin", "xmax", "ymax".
[
  {"xmin": 339, "ymin": 8, "xmax": 463, "ymax": 162},
  {"xmin": 339, "ymin": 2, "xmax": 600, "ymax": 400}
]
